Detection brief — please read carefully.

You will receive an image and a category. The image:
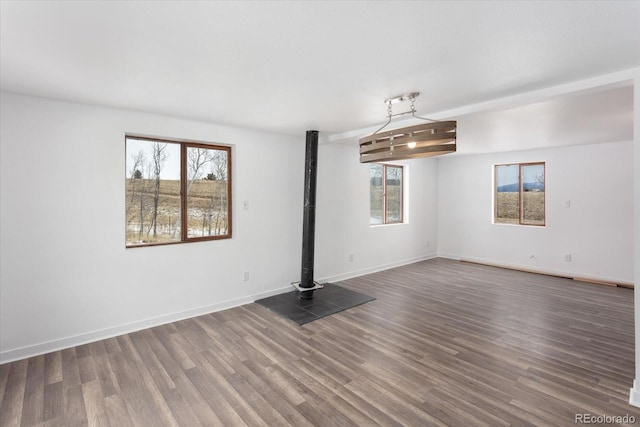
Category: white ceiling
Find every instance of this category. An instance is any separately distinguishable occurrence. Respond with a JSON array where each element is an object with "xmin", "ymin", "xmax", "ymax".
[{"xmin": 1, "ymin": 1, "xmax": 638, "ymax": 150}]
